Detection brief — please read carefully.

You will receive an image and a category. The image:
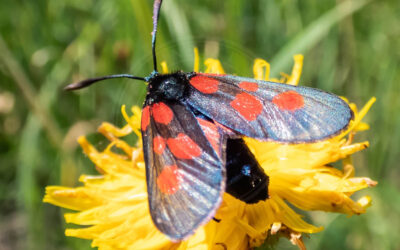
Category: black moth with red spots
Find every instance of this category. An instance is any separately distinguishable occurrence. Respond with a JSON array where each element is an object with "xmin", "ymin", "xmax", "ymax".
[{"xmin": 65, "ymin": 0, "xmax": 353, "ymax": 242}]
